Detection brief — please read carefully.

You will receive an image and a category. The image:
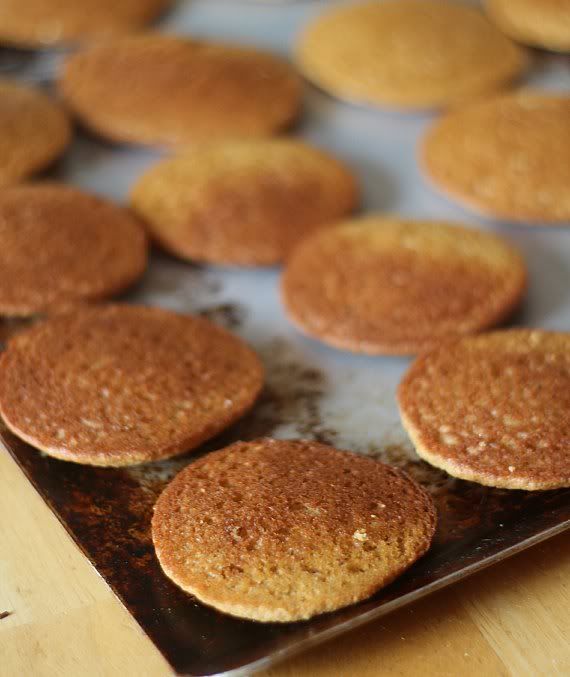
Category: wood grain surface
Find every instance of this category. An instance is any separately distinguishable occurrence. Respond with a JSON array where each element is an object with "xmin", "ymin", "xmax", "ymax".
[{"xmin": 1, "ymin": 446, "xmax": 569, "ymax": 677}]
